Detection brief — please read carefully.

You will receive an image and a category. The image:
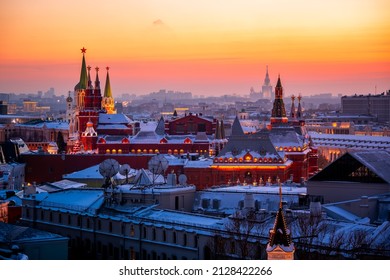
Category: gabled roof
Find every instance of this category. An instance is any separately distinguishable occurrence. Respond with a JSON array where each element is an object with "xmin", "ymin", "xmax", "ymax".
[
  {"xmin": 155, "ymin": 116, "xmax": 166, "ymax": 136},
  {"xmin": 269, "ymin": 127, "xmax": 305, "ymax": 147},
  {"xmin": 231, "ymin": 116, "xmax": 244, "ymax": 136},
  {"xmin": 350, "ymin": 151, "xmax": 390, "ymax": 183},
  {"xmin": 194, "ymin": 132, "xmax": 209, "ymax": 143},
  {"xmin": 132, "ymin": 169, "xmax": 165, "ymax": 187},
  {"xmin": 218, "ymin": 129, "xmax": 281, "ymax": 158},
  {"xmin": 98, "ymin": 113, "xmax": 132, "ymax": 124},
  {"xmin": 131, "ymin": 131, "xmax": 162, "ymax": 143},
  {"xmin": 268, "ymin": 207, "xmax": 292, "ymax": 247},
  {"xmin": 309, "ymin": 151, "xmax": 390, "ymax": 184}
]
